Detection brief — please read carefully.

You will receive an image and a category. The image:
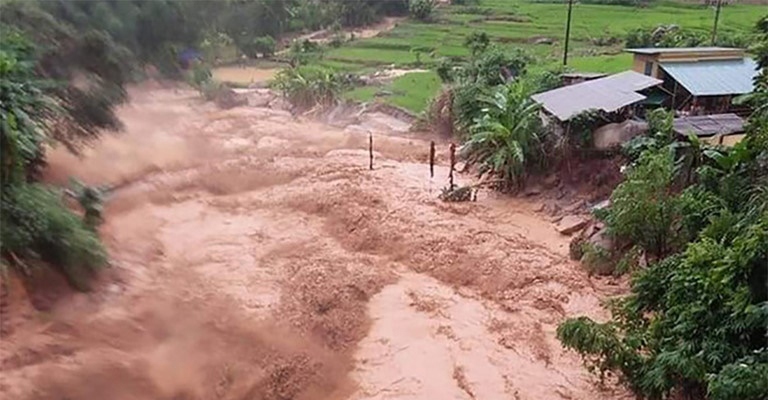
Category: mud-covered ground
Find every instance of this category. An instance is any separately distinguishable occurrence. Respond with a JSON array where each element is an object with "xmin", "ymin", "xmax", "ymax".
[{"xmin": 0, "ymin": 83, "xmax": 629, "ymax": 400}]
